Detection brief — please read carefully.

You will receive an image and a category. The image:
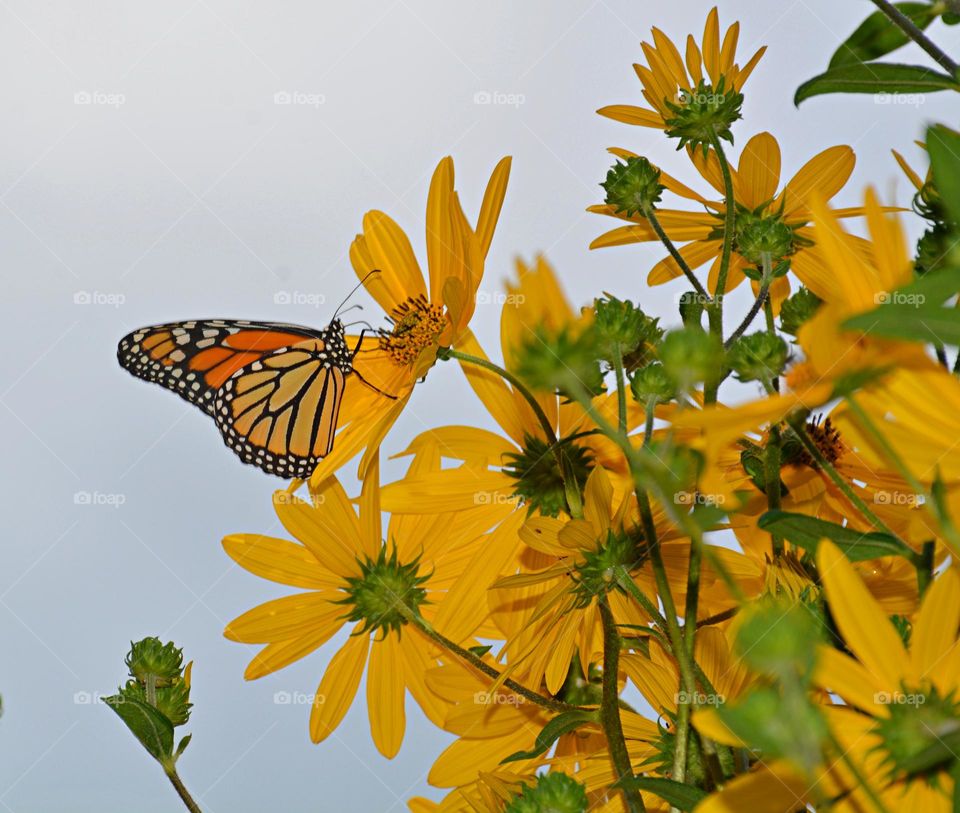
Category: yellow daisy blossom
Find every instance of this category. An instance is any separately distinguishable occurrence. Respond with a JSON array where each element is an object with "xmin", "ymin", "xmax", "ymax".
[
  {"xmin": 597, "ymin": 7, "xmax": 764, "ymax": 133},
  {"xmin": 310, "ymin": 155, "xmax": 512, "ymax": 487},
  {"xmin": 223, "ymin": 453, "xmax": 504, "ymax": 757}
]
